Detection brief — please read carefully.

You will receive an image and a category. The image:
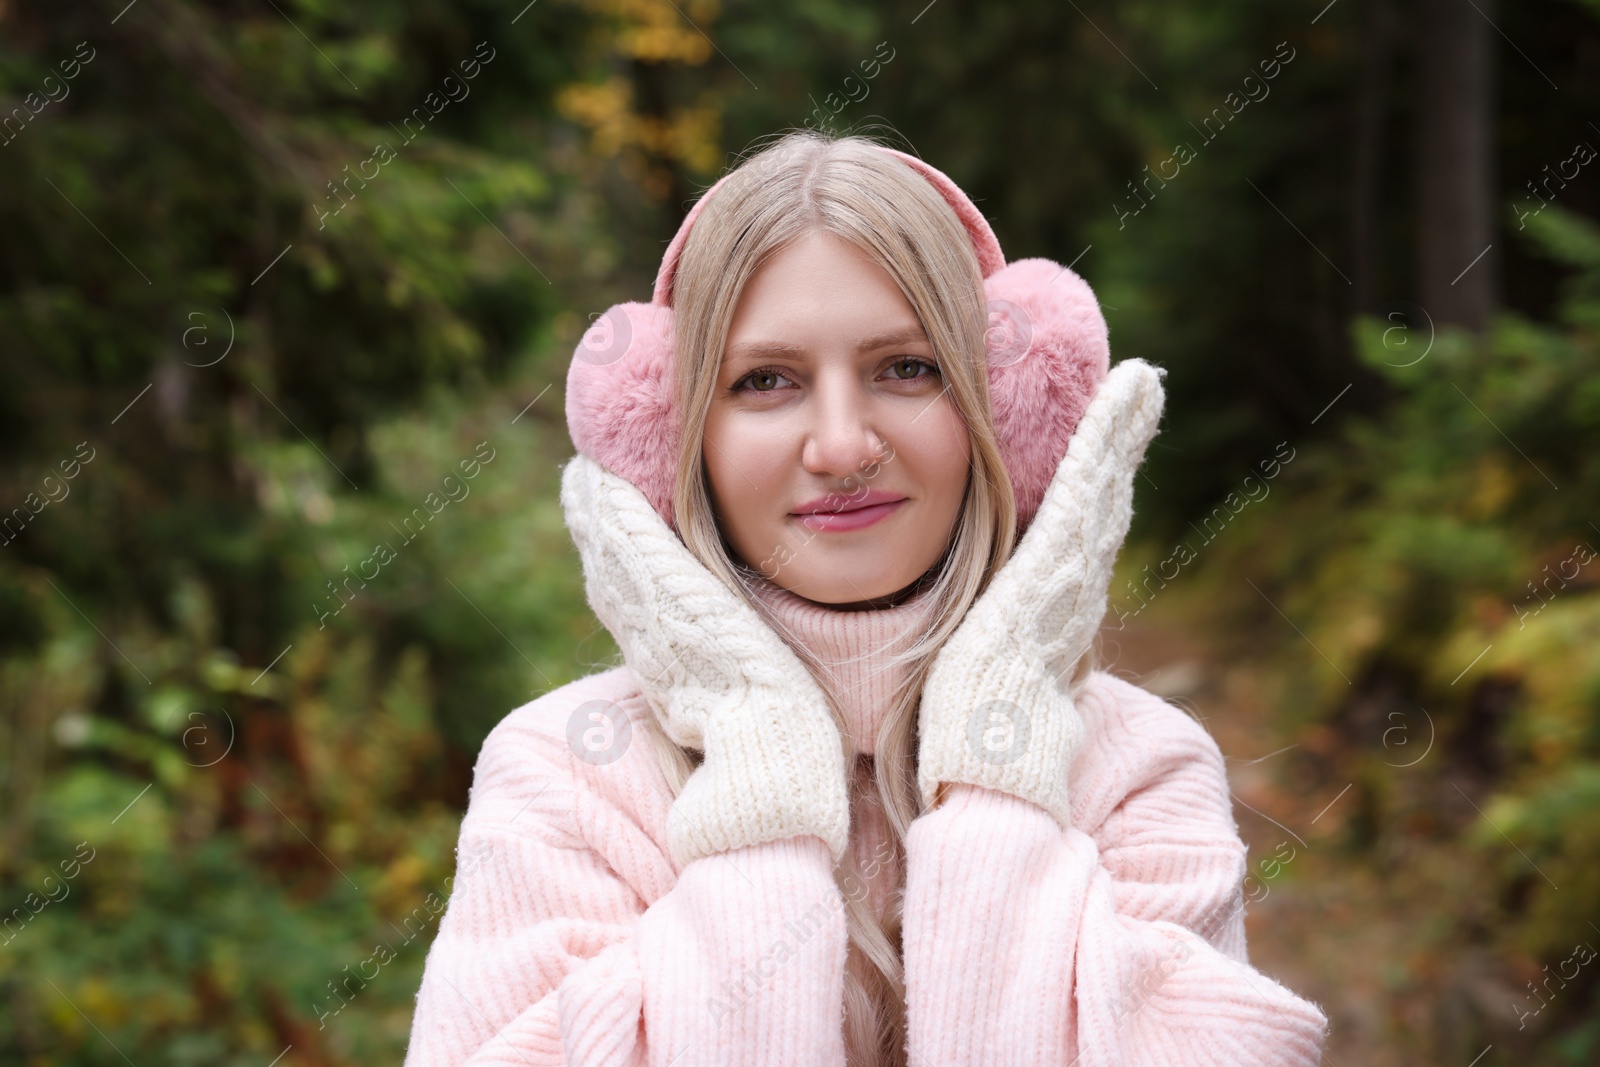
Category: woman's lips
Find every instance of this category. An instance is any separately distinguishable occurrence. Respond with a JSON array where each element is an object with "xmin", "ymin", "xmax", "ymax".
[{"xmin": 794, "ymin": 498, "xmax": 906, "ymax": 532}]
